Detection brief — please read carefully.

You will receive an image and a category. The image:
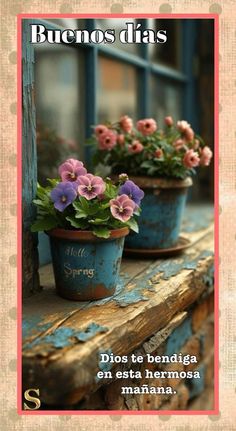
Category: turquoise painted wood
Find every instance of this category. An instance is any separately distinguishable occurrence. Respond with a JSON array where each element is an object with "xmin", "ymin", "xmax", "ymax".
[
  {"xmin": 22, "ymin": 20, "xmax": 40, "ymax": 297},
  {"xmin": 47, "ymin": 229, "xmax": 128, "ymax": 301},
  {"xmin": 125, "ymin": 186, "xmax": 189, "ymax": 250}
]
